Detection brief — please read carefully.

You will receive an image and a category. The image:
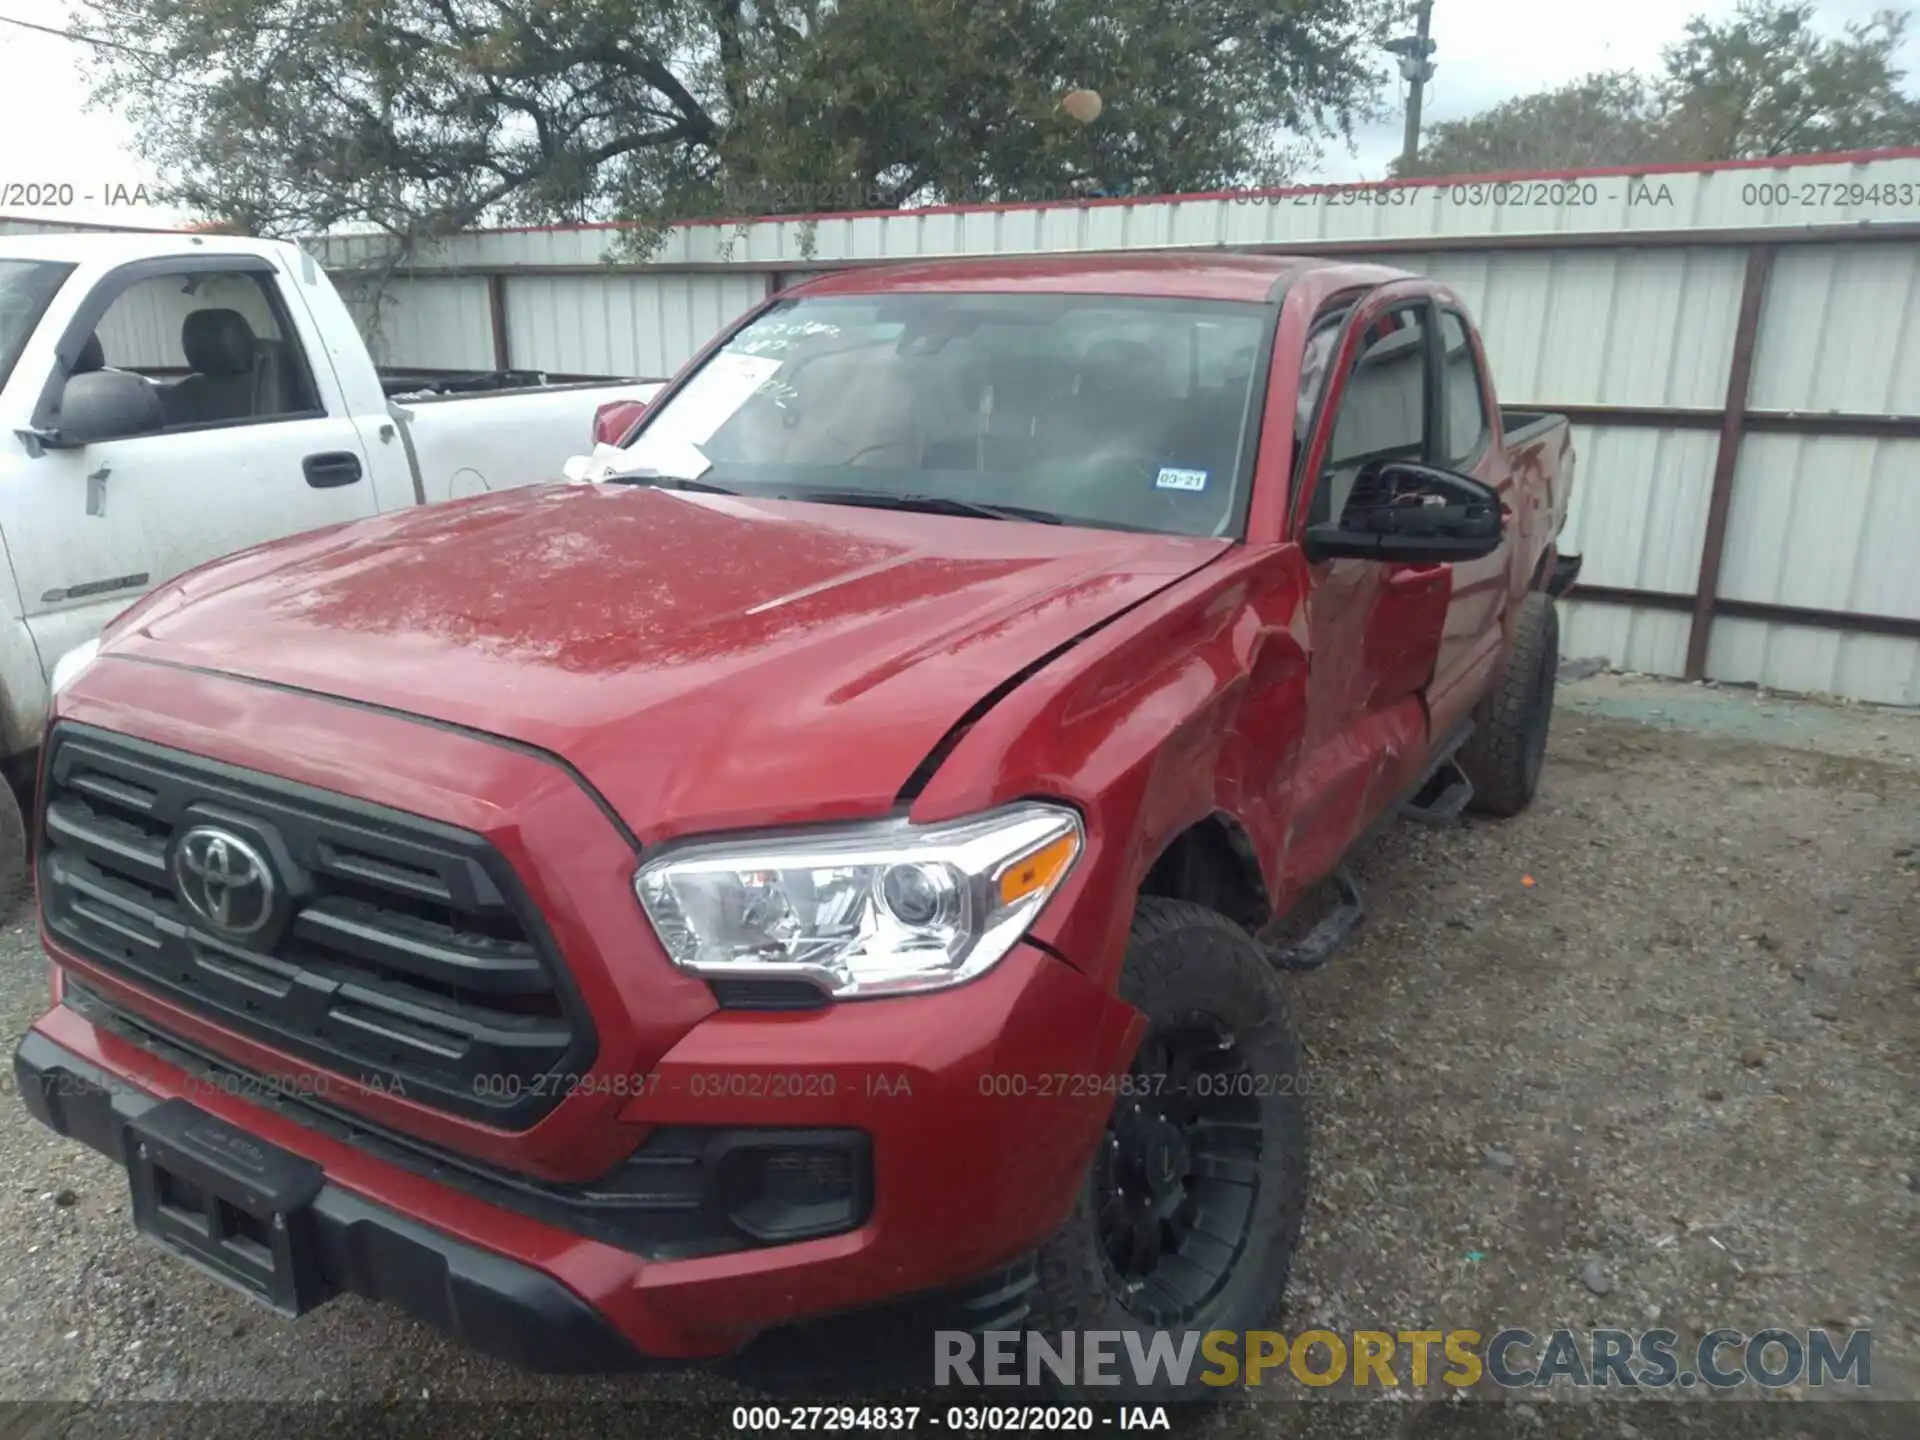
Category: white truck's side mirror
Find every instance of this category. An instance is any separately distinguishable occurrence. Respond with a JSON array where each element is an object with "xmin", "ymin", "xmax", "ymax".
[{"xmin": 46, "ymin": 371, "xmax": 165, "ymax": 449}]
